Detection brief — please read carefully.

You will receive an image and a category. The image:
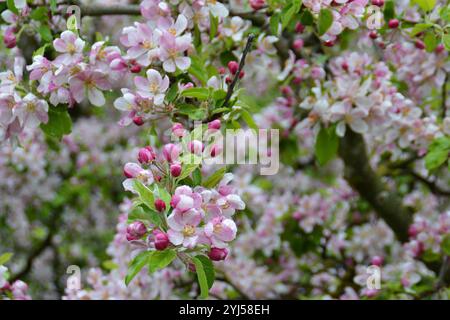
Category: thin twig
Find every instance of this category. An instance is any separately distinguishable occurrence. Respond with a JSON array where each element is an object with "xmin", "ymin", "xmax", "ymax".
[{"xmin": 223, "ymin": 34, "xmax": 255, "ymax": 108}]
